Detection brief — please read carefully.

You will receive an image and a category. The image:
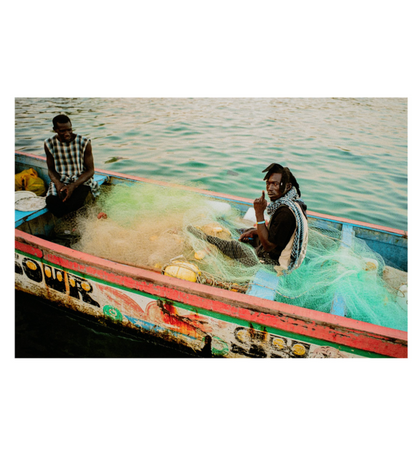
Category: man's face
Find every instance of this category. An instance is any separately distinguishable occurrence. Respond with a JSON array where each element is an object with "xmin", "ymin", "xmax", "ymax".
[
  {"xmin": 54, "ymin": 121, "xmax": 73, "ymax": 143},
  {"xmin": 266, "ymin": 172, "xmax": 285, "ymax": 201}
]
